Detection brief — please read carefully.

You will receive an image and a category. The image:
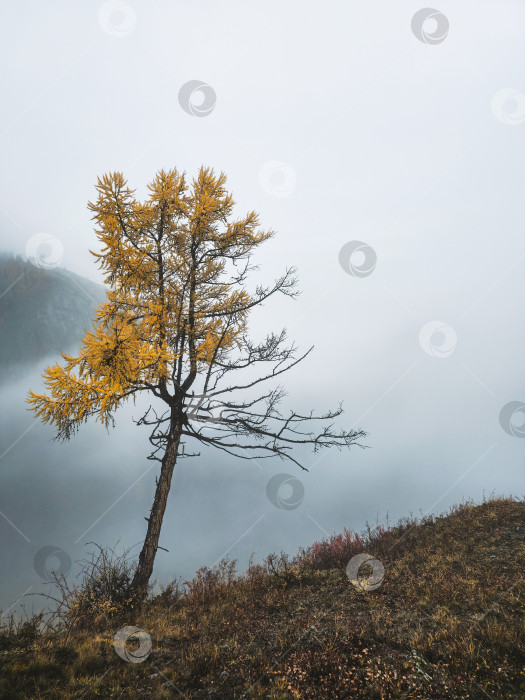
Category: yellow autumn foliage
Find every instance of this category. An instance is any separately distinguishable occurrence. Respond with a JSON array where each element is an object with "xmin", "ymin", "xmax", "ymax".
[{"xmin": 27, "ymin": 166, "xmax": 273, "ymax": 439}]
